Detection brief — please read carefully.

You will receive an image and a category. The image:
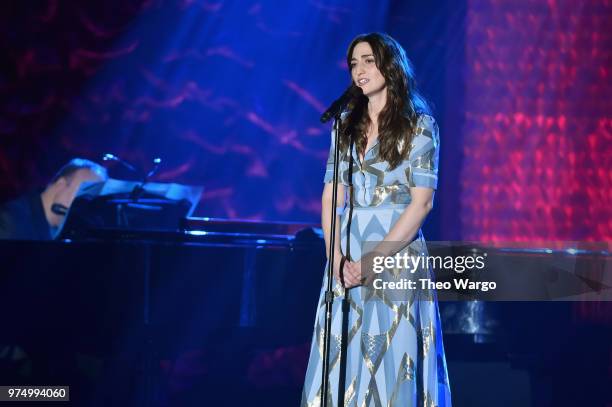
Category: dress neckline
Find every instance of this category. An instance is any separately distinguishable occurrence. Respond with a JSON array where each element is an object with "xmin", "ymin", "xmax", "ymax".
[{"xmin": 356, "ymin": 136, "xmax": 379, "ymax": 165}]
